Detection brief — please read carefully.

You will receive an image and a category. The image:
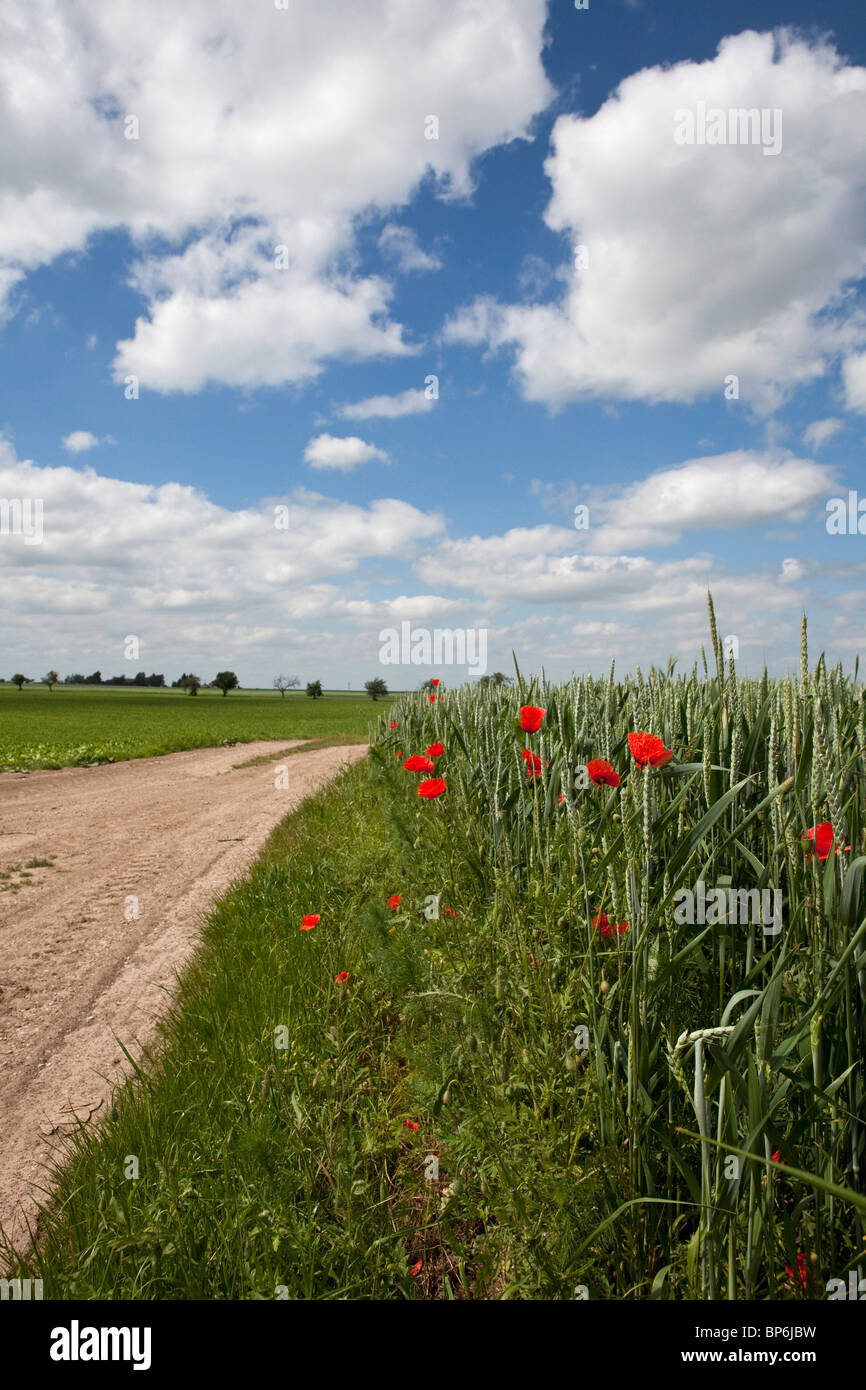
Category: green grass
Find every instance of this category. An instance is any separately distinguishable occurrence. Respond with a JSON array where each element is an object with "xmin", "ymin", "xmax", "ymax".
[
  {"xmin": 4, "ymin": 758, "xmax": 437, "ymax": 1298},
  {"xmin": 0, "ymin": 686, "xmax": 392, "ymax": 770},
  {"xmin": 7, "ymin": 600, "xmax": 866, "ymax": 1299}
]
